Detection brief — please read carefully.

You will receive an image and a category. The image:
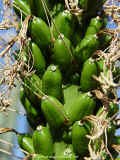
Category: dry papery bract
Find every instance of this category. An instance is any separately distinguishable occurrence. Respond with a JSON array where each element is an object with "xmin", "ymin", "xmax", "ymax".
[
  {"xmin": 1, "ymin": 0, "xmax": 19, "ymax": 30},
  {"xmin": 82, "ymin": 107, "xmax": 117, "ymax": 160},
  {"xmin": 112, "ymin": 144, "xmax": 120, "ymax": 154},
  {"xmin": 104, "ymin": 0, "xmax": 120, "ymax": 25},
  {"xmin": 84, "ymin": 141, "xmax": 106, "ymax": 160},
  {"xmin": 0, "ymin": 14, "xmax": 35, "ymax": 116},
  {"xmin": 85, "ymin": 29, "xmax": 120, "ymax": 160},
  {"xmin": 65, "ymin": 0, "xmax": 83, "ymax": 16}
]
